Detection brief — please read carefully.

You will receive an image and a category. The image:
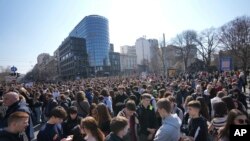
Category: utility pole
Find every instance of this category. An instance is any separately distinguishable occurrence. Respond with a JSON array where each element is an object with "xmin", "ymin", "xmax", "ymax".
[
  {"xmin": 142, "ymin": 36, "xmax": 145, "ymax": 72},
  {"xmin": 162, "ymin": 33, "xmax": 166, "ymax": 77},
  {"xmin": 142, "ymin": 35, "xmax": 147, "ymax": 72}
]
